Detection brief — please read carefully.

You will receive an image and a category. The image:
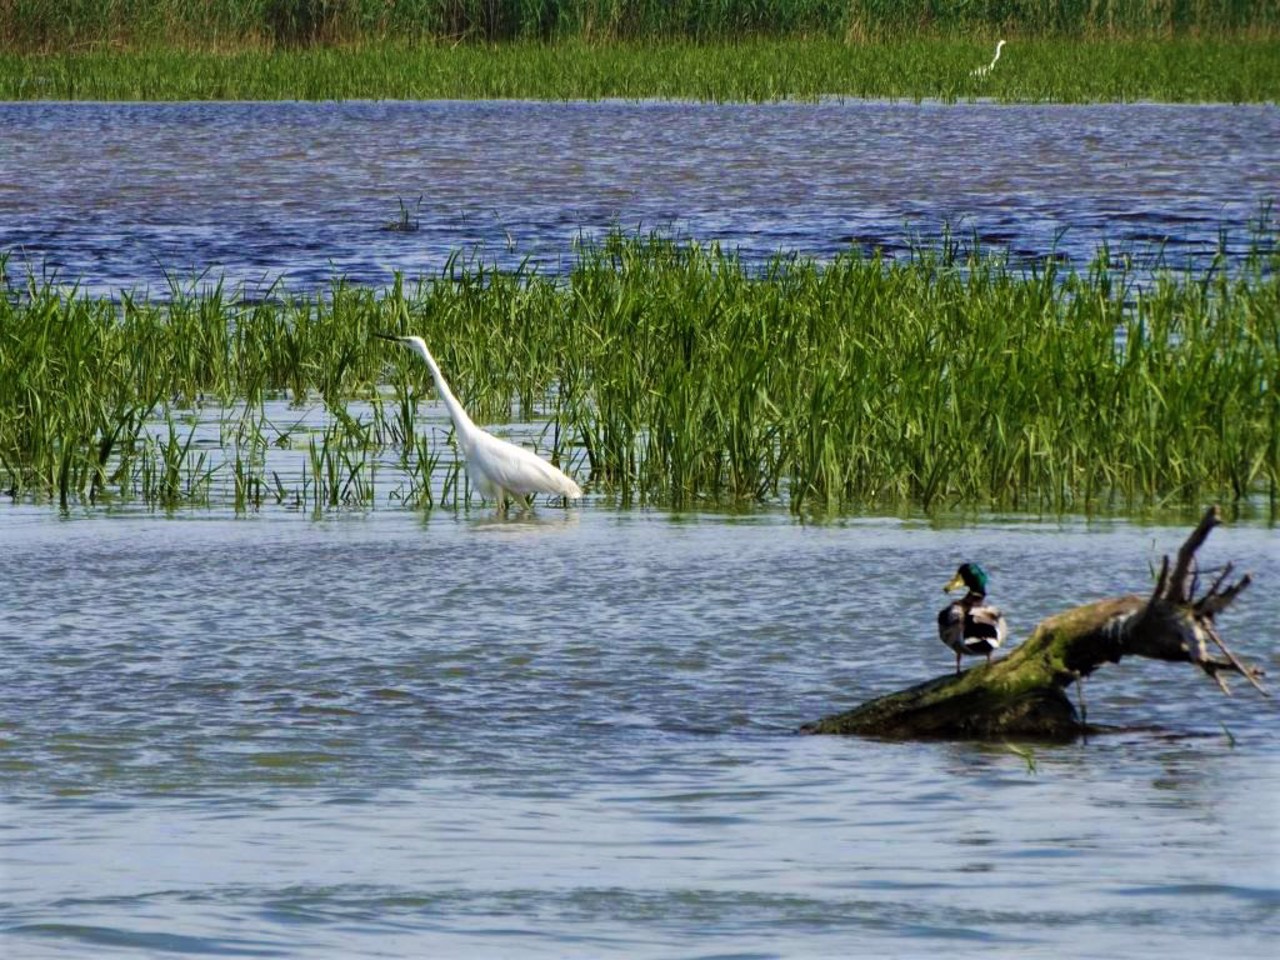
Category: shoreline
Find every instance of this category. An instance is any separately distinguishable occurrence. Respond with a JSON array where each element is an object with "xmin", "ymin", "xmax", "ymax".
[{"xmin": 3, "ymin": 38, "xmax": 1278, "ymax": 103}]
